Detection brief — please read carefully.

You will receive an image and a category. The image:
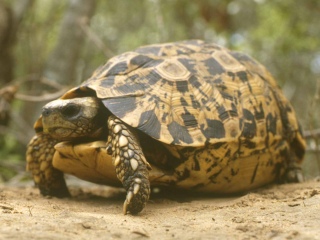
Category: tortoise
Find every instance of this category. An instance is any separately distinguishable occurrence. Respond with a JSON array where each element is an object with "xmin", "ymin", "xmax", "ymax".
[{"xmin": 26, "ymin": 40, "xmax": 306, "ymax": 215}]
